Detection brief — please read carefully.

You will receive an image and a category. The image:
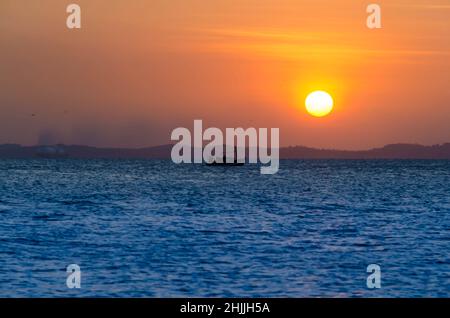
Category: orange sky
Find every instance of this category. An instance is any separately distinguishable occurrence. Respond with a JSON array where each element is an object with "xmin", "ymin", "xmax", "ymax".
[{"xmin": 0, "ymin": 0, "xmax": 449, "ymax": 149}]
